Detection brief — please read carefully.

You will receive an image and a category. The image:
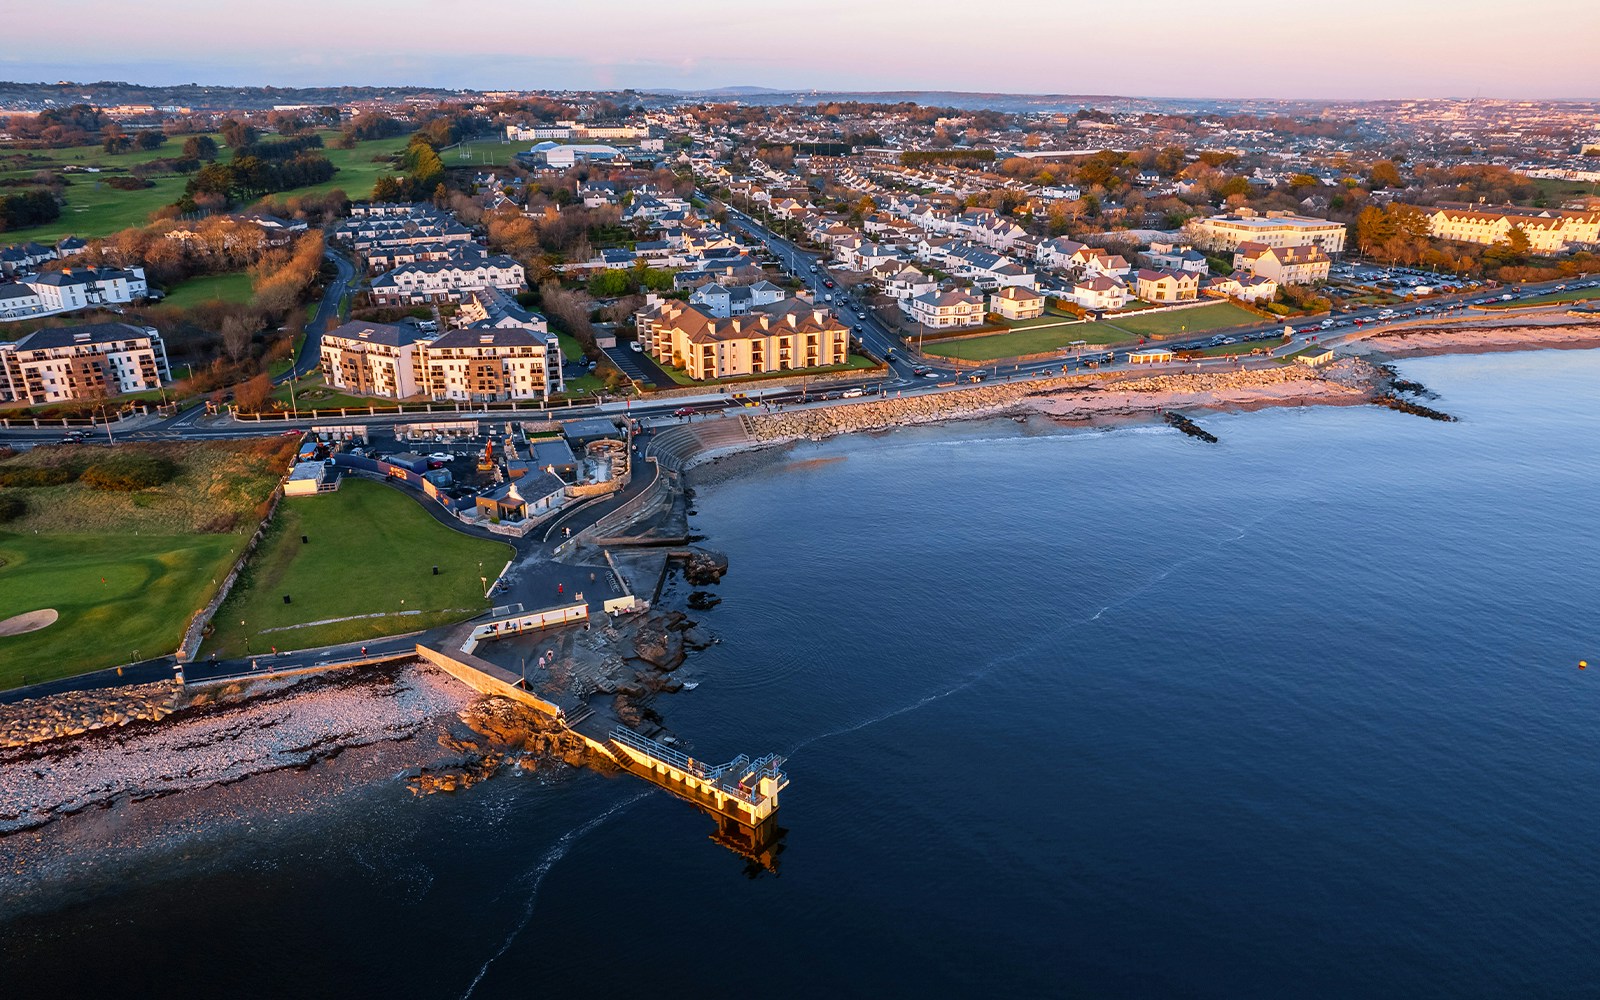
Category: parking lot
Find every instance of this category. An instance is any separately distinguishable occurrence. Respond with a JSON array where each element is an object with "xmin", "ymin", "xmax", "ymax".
[{"xmin": 601, "ymin": 343, "xmax": 669, "ymax": 388}]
